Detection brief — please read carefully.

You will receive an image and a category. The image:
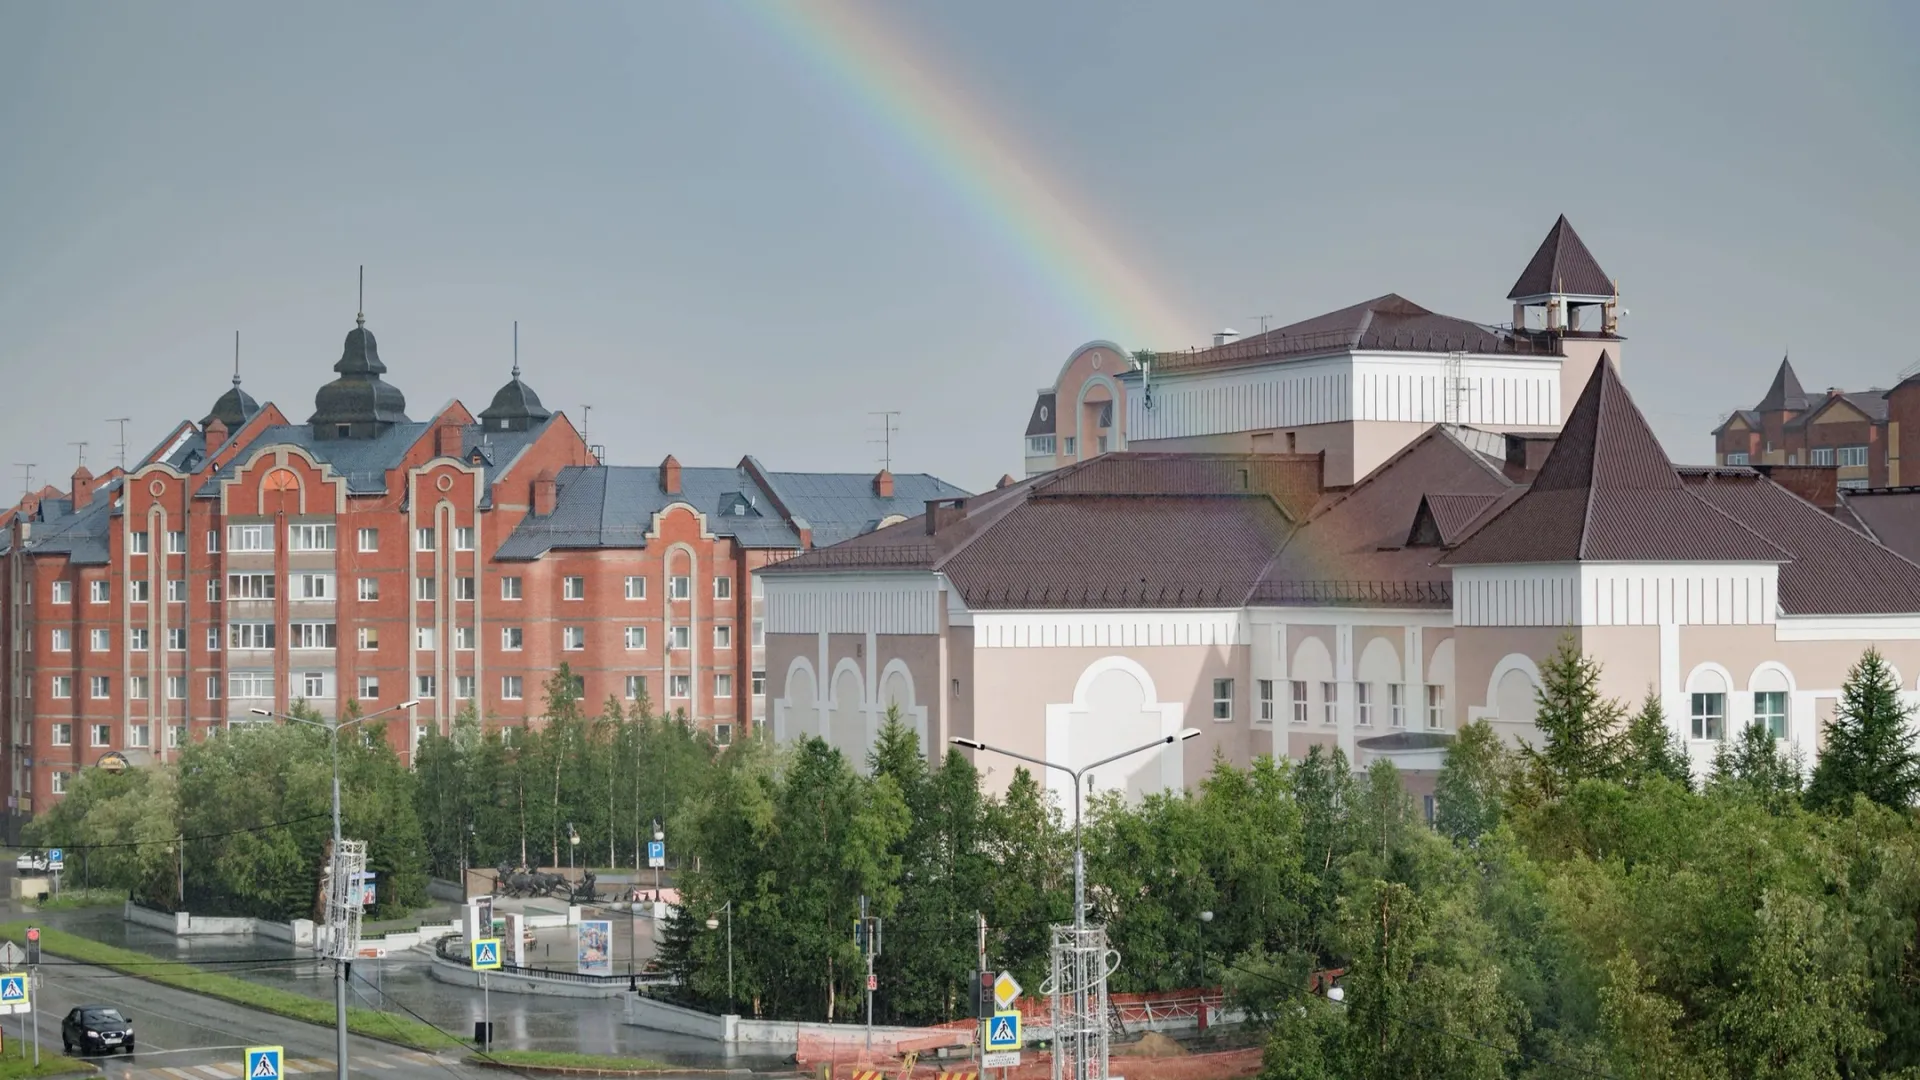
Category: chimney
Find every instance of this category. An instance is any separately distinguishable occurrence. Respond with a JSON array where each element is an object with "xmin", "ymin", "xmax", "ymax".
[
  {"xmin": 70, "ymin": 466, "xmax": 95, "ymax": 511},
  {"xmin": 660, "ymin": 454, "xmax": 682, "ymax": 496},
  {"xmin": 434, "ymin": 420, "xmax": 462, "ymax": 459},
  {"xmin": 532, "ymin": 469, "xmax": 558, "ymax": 517},
  {"xmin": 1756, "ymin": 464, "xmax": 1839, "ymax": 512},
  {"xmin": 872, "ymin": 469, "xmax": 893, "ymax": 498},
  {"xmin": 1504, "ymin": 433, "xmax": 1558, "ymax": 474},
  {"xmin": 1212, "ymin": 328, "xmax": 1239, "ymax": 347},
  {"xmin": 924, "ymin": 497, "xmax": 966, "ymax": 536},
  {"xmin": 203, "ymin": 418, "xmax": 228, "ymax": 456}
]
